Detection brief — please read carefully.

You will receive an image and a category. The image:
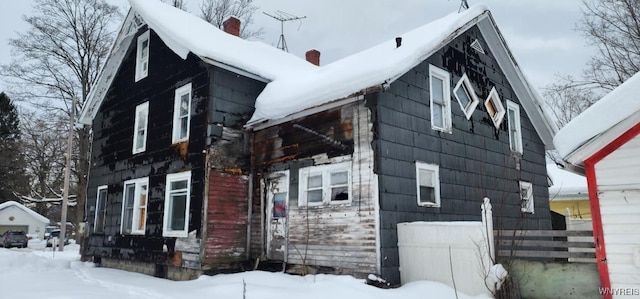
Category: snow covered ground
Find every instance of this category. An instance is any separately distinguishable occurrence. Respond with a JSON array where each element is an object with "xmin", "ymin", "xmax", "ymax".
[{"xmin": 0, "ymin": 241, "xmax": 492, "ymax": 299}]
